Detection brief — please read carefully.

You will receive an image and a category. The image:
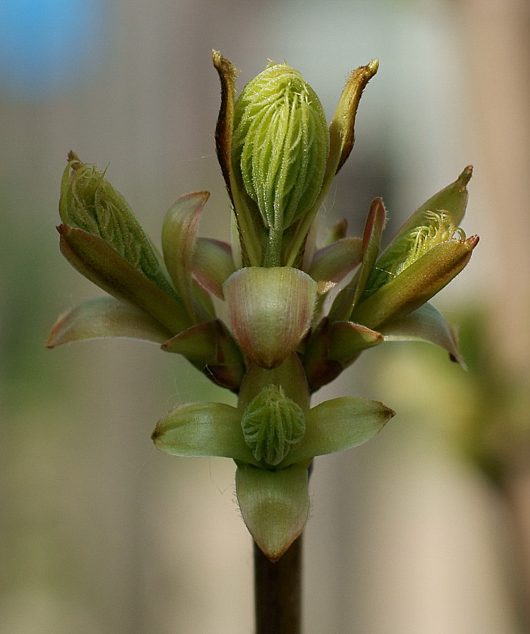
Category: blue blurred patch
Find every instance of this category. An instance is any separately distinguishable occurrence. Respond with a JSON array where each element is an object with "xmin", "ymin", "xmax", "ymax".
[{"xmin": 0, "ymin": 0, "xmax": 106, "ymax": 100}]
